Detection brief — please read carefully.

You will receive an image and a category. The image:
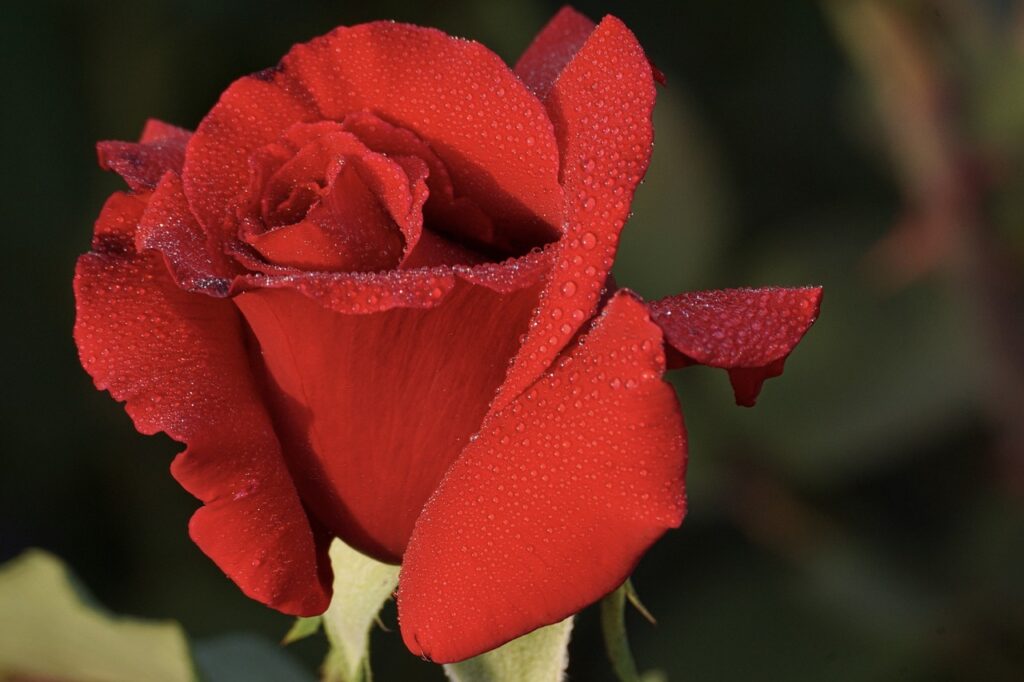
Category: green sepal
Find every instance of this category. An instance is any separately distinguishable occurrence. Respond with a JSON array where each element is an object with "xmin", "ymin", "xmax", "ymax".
[
  {"xmin": 443, "ymin": 617, "xmax": 574, "ymax": 682},
  {"xmin": 320, "ymin": 539, "xmax": 401, "ymax": 682},
  {"xmin": 624, "ymin": 580, "xmax": 657, "ymax": 625},
  {"xmin": 602, "ymin": 582, "xmax": 641, "ymax": 682},
  {"xmin": 282, "ymin": 616, "xmax": 323, "ymax": 645}
]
